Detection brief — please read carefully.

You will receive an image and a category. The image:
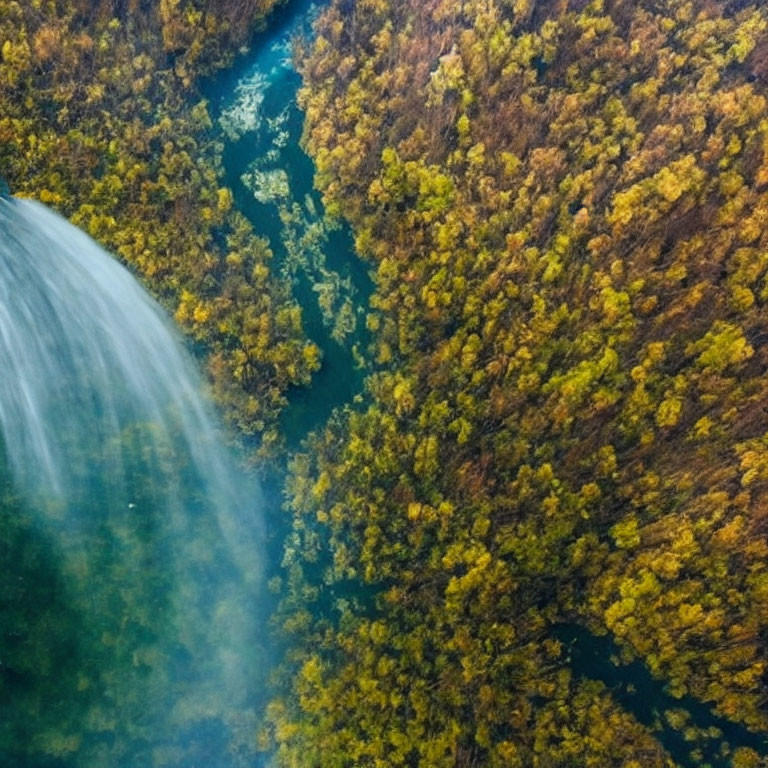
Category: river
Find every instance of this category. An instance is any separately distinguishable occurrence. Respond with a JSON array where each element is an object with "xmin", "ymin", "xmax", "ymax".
[
  {"xmin": 202, "ymin": 0, "xmax": 373, "ymax": 450},
  {"xmin": 203, "ymin": 1, "xmax": 768, "ymax": 766}
]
